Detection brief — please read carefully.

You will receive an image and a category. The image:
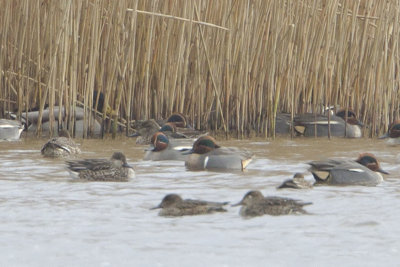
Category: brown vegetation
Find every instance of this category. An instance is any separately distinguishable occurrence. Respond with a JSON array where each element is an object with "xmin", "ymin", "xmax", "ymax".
[{"xmin": 0, "ymin": 0, "xmax": 398, "ymax": 138}]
